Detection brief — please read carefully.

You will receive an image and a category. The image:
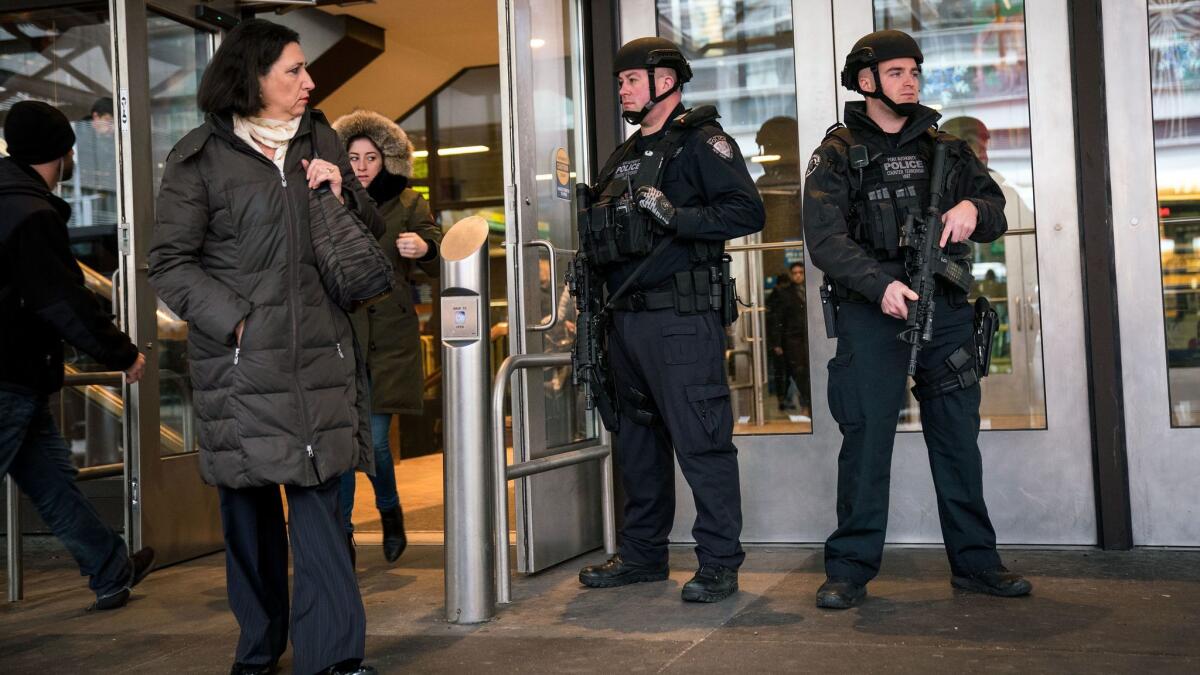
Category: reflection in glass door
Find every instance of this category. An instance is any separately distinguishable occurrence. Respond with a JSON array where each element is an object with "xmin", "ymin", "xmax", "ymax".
[
  {"xmin": 499, "ymin": 0, "xmax": 604, "ymax": 573},
  {"xmin": 657, "ymin": 0, "xmax": 813, "ymax": 434}
]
